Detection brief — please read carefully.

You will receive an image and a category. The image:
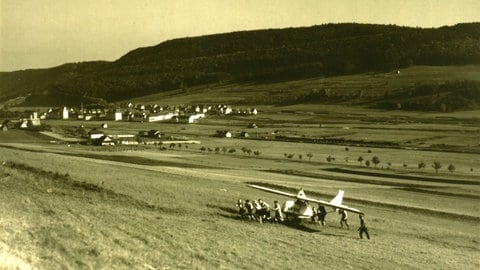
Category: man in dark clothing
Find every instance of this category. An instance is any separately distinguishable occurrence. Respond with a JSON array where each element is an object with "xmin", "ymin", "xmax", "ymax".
[
  {"xmin": 236, "ymin": 199, "xmax": 246, "ymax": 218},
  {"xmin": 317, "ymin": 205, "xmax": 327, "ymax": 226},
  {"xmin": 358, "ymin": 214, "xmax": 370, "ymax": 239},
  {"xmin": 244, "ymin": 200, "xmax": 254, "ymax": 221}
]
